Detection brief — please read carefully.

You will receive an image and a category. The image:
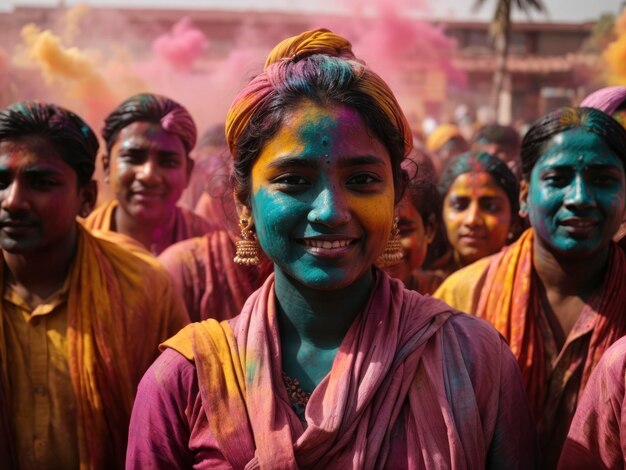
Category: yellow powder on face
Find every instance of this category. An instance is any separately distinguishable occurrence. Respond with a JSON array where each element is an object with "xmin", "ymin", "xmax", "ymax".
[
  {"xmin": 442, "ymin": 172, "xmax": 511, "ymax": 266},
  {"xmin": 250, "ymin": 102, "xmax": 395, "ymax": 253},
  {"xmin": 251, "ymin": 122, "xmax": 306, "ymax": 195}
]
